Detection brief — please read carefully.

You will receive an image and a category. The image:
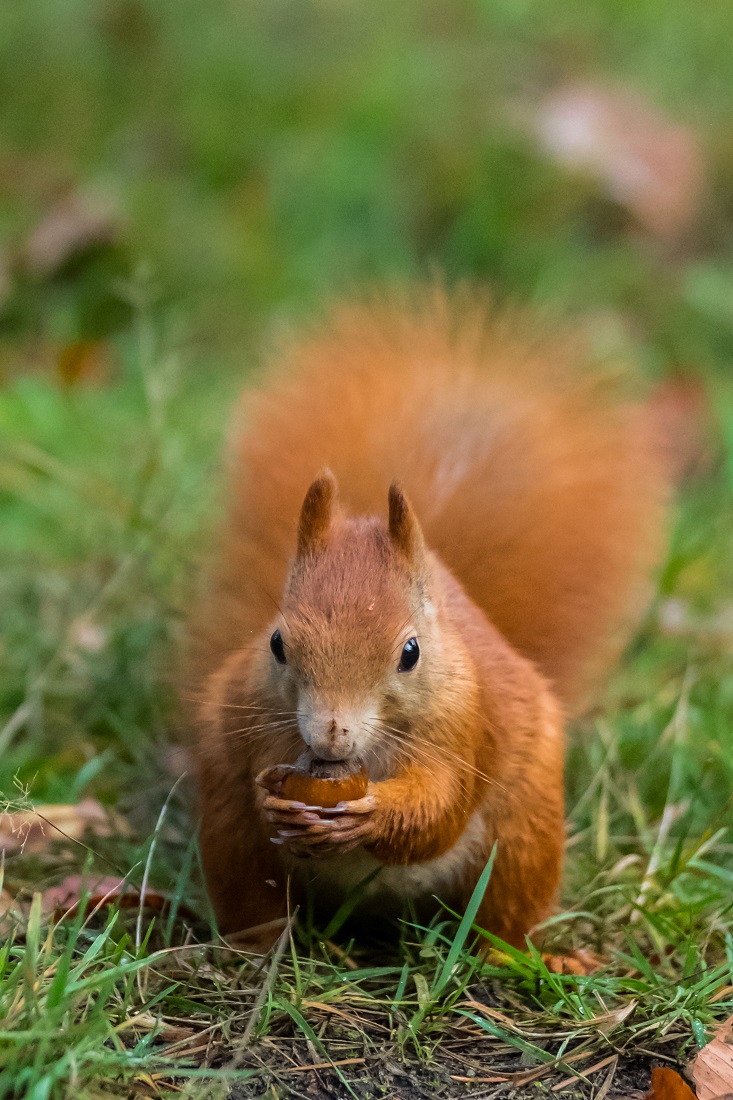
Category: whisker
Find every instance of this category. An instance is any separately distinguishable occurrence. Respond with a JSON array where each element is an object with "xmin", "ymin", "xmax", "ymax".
[
  {"xmin": 372, "ymin": 734, "xmax": 497, "ymax": 814},
  {"xmin": 222, "ymin": 728, "xmax": 300, "ymax": 749},
  {"xmin": 220, "ymin": 719, "xmax": 298, "ymax": 738},
  {"xmin": 211, "ymin": 703, "xmax": 299, "ymax": 716},
  {"xmin": 251, "ymin": 579, "xmax": 293, "ymax": 634},
  {"xmin": 365, "ymin": 732, "xmax": 482, "ymax": 803},
  {"xmin": 366, "ymin": 719, "xmax": 507, "ymax": 794},
  {"xmin": 388, "ymin": 614, "xmax": 416, "ymax": 658},
  {"xmin": 219, "ymin": 726, "xmax": 300, "ymax": 748}
]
